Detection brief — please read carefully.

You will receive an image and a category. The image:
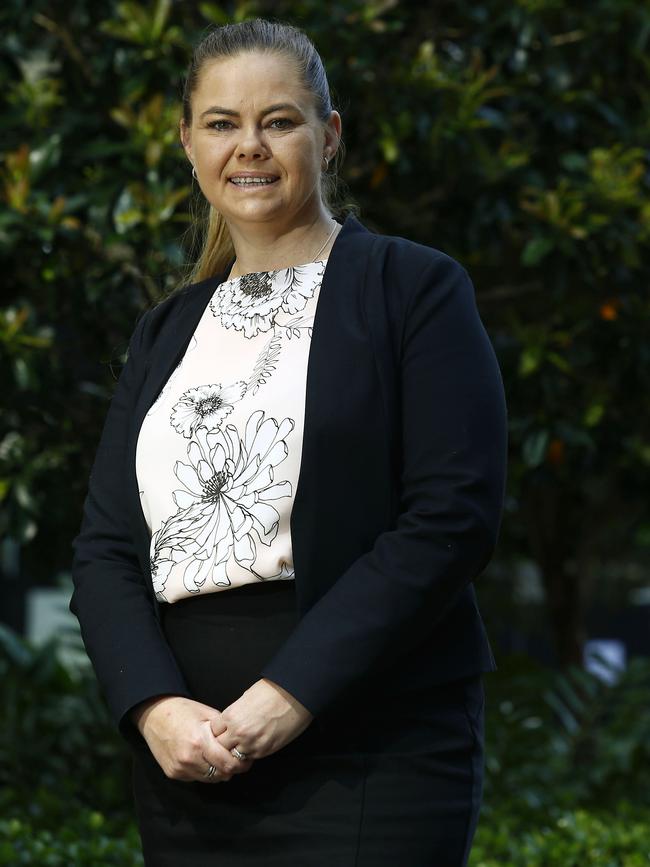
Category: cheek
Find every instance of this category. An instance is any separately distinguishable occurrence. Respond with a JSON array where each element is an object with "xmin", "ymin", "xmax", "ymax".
[
  {"xmin": 194, "ymin": 137, "xmax": 227, "ymax": 165},
  {"xmin": 207, "ymin": 147, "xmax": 228, "ymax": 167},
  {"xmin": 288, "ymin": 149, "xmax": 320, "ymax": 183}
]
